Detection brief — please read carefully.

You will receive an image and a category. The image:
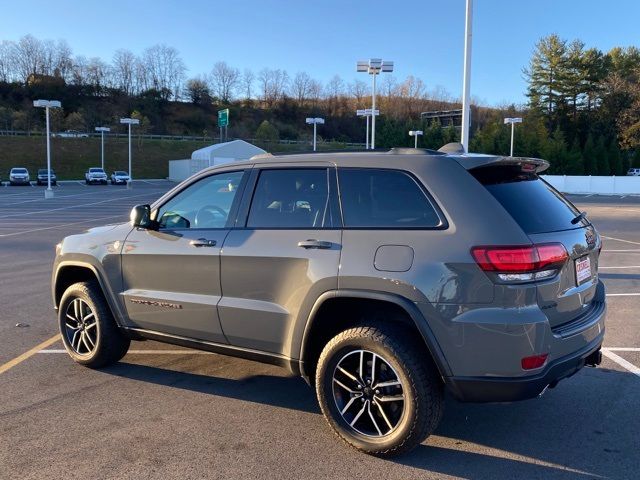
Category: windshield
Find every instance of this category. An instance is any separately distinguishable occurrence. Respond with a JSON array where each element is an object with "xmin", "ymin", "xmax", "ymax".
[
  {"xmin": 11, "ymin": 168, "xmax": 27, "ymax": 174},
  {"xmin": 38, "ymin": 169, "xmax": 54, "ymax": 174},
  {"xmin": 115, "ymin": 171, "xmax": 128, "ymax": 175},
  {"xmin": 89, "ymin": 168, "xmax": 105, "ymax": 173}
]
